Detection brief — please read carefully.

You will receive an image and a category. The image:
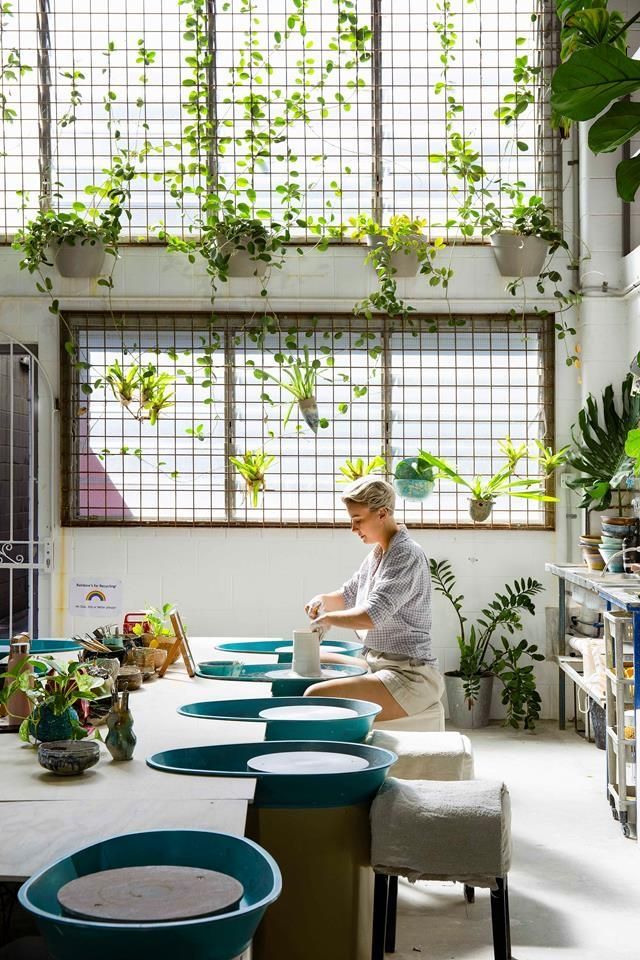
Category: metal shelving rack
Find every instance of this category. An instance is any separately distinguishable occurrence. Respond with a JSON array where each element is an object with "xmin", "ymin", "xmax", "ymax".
[{"xmin": 604, "ymin": 610, "xmax": 636, "ymax": 838}]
